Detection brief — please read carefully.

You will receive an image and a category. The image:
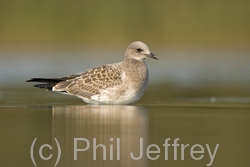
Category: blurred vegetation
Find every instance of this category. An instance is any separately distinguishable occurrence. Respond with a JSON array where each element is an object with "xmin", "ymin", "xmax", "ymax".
[{"xmin": 0, "ymin": 0, "xmax": 249, "ymax": 49}]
